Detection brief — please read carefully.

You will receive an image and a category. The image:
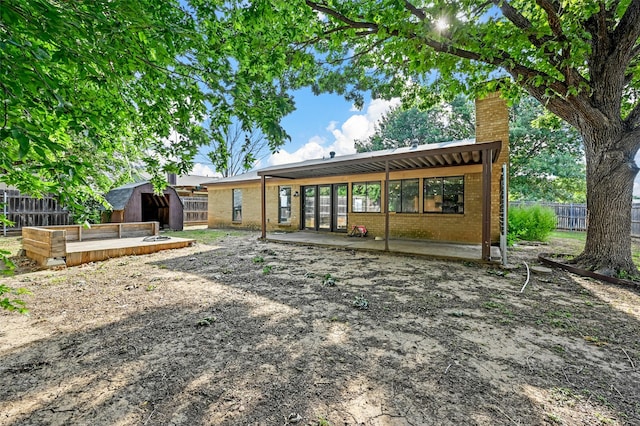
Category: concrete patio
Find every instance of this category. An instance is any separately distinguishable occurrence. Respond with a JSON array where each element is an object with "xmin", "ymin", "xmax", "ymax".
[{"xmin": 266, "ymin": 231, "xmax": 502, "ymax": 262}]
